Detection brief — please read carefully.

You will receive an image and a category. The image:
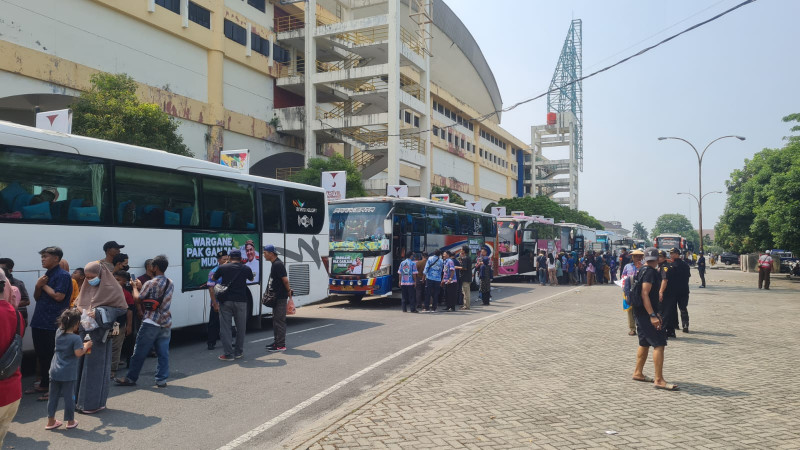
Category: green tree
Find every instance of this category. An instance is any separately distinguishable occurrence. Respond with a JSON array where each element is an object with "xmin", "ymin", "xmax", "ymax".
[
  {"xmin": 651, "ymin": 213, "xmax": 700, "ymax": 248},
  {"xmin": 495, "ymin": 196, "xmax": 604, "ymax": 229},
  {"xmin": 288, "ymin": 153, "xmax": 367, "ymax": 198},
  {"xmin": 431, "ymin": 186, "xmax": 465, "ymax": 206},
  {"xmin": 71, "ymin": 73, "xmax": 192, "ymax": 157},
  {"xmin": 632, "ymin": 221, "xmax": 649, "ymax": 242},
  {"xmin": 716, "ymin": 116, "xmax": 800, "ymax": 254}
]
